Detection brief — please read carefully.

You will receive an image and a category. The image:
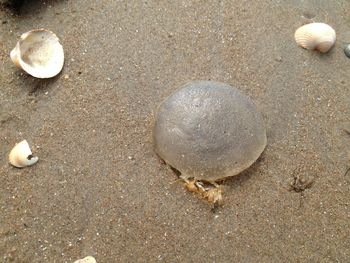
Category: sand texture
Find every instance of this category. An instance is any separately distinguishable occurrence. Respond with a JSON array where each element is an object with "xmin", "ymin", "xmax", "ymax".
[{"xmin": 1, "ymin": 0, "xmax": 350, "ymax": 262}]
